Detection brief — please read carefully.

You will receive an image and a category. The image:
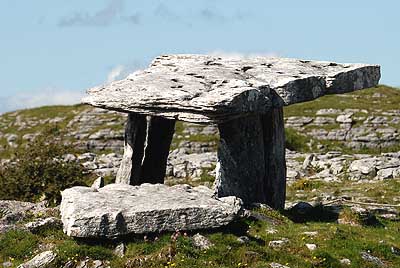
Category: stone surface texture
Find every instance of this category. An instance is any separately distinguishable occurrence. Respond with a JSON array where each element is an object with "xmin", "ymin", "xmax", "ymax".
[
  {"xmin": 60, "ymin": 183, "xmax": 243, "ymax": 238},
  {"xmin": 115, "ymin": 113, "xmax": 146, "ymax": 184},
  {"xmin": 83, "ymin": 54, "xmax": 380, "ymax": 123},
  {"xmin": 17, "ymin": 251, "xmax": 57, "ymax": 268},
  {"xmin": 215, "ymin": 115, "xmax": 266, "ymax": 204}
]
